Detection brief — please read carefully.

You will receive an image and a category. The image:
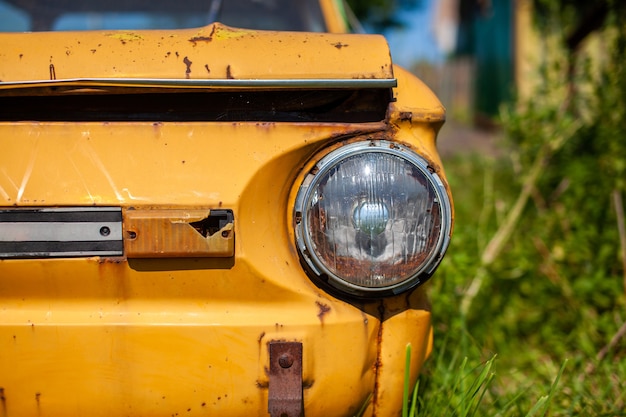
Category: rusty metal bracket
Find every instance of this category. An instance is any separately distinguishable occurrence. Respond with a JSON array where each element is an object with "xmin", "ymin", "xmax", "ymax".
[{"xmin": 268, "ymin": 341, "xmax": 303, "ymax": 417}]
